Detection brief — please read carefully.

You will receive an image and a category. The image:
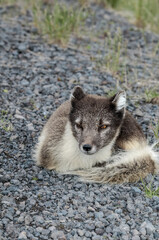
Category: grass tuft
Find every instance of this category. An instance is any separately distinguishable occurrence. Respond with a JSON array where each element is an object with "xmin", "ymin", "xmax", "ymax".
[
  {"xmin": 141, "ymin": 178, "xmax": 159, "ymax": 198},
  {"xmin": 107, "ymin": 89, "xmax": 117, "ymax": 97},
  {"xmin": 145, "ymin": 89, "xmax": 159, "ymax": 102},
  {"xmin": 1, "ymin": 0, "xmax": 87, "ymax": 45},
  {"xmin": 93, "ymin": 30, "xmax": 127, "ymax": 85},
  {"xmin": 98, "ymin": 0, "xmax": 119, "ymax": 8},
  {"xmin": 0, "ymin": 109, "xmax": 13, "ymax": 132},
  {"xmin": 104, "ymin": 31, "xmax": 125, "ymax": 76},
  {"xmin": 32, "ymin": 1, "xmax": 87, "ymax": 45},
  {"xmin": 101, "ymin": 0, "xmax": 159, "ymax": 34},
  {"xmin": 152, "ymin": 121, "xmax": 159, "ymax": 141}
]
